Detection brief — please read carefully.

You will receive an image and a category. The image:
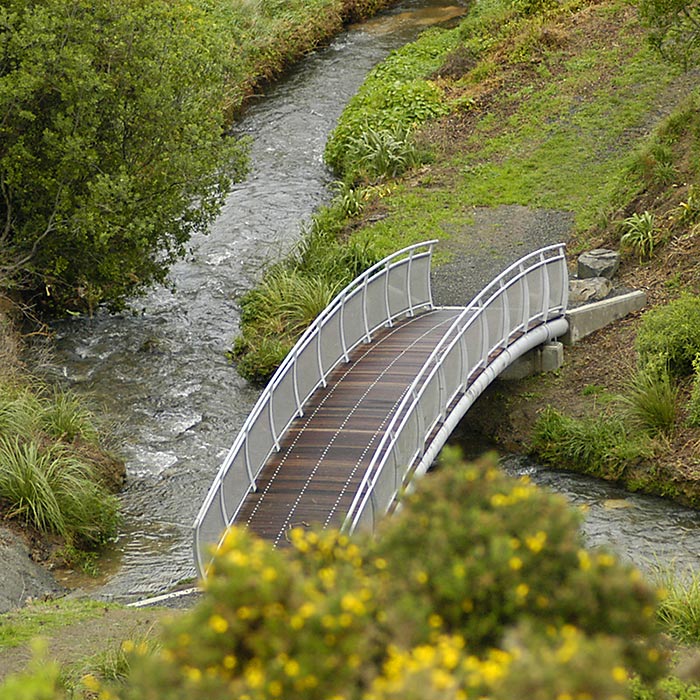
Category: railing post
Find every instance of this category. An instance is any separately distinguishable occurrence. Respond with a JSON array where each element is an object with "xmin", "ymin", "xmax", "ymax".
[
  {"xmin": 292, "ymin": 357, "xmax": 303, "ymax": 417},
  {"xmin": 479, "ymin": 301, "xmax": 489, "ymax": 365},
  {"xmin": 339, "ymin": 293, "xmax": 350, "ymax": 363},
  {"xmin": 499, "ymin": 279, "xmax": 510, "ymax": 347},
  {"xmin": 269, "ymin": 399, "xmax": 280, "ymax": 452},
  {"xmin": 520, "ymin": 264, "xmax": 530, "ymax": 330},
  {"xmin": 438, "ymin": 363, "xmax": 447, "ymax": 423},
  {"xmin": 243, "ymin": 438, "xmax": 257, "ymax": 492},
  {"xmin": 384, "ymin": 261, "xmax": 393, "ymax": 327},
  {"xmin": 541, "ymin": 252, "xmax": 551, "ymax": 322},
  {"xmin": 316, "ymin": 329, "xmax": 327, "ymax": 388},
  {"xmin": 407, "ymin": 248, "xmax": 415, "ymax": 317},
  {"xmin": 457, "ymin": 324, "xmax": 469, "ymax": 392},
  {"xmin": 362, "ymin": 277, "xmax": 371, "ymax": 343}
]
